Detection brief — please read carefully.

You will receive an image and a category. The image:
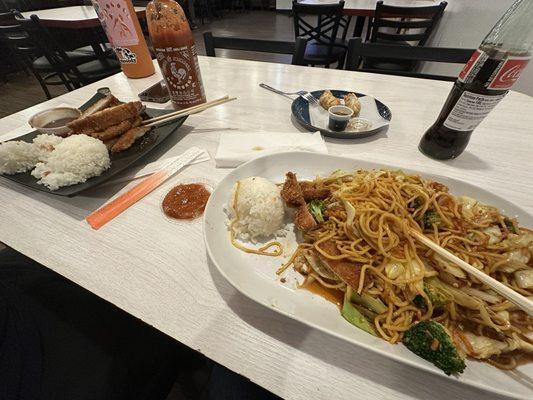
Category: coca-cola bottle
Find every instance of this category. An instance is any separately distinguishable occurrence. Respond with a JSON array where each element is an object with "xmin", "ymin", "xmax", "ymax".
[{"xmin": 419, "ymin": 0, "xmax": 533, "ymax": 160}]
